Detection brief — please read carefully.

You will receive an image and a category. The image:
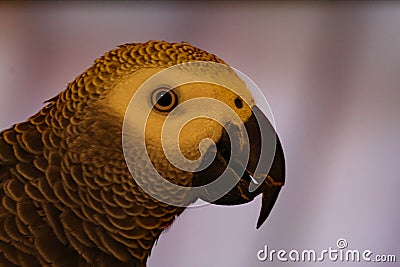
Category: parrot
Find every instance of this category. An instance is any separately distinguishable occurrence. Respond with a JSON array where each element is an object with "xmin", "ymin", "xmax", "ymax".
[{"xmin": 0, "ymin": 40, "xmax": 285, "ymax": 267}]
